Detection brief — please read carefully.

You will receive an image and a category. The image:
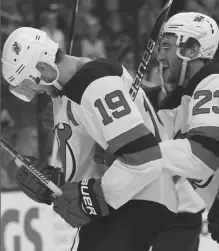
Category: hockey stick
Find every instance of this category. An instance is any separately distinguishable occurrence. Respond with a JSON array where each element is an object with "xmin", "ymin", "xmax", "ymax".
[
  {"xmin": 50, "ymin": 0, "xmax": 79, "ymax": 164},
  {"xmin": 68, "ymin": 0, "xmax": 79, "ymax": 55},
  {"xmin": 0, "ymin": 137, "xmax": 63, "ymax": 197},
  {"xmin": 129, "ymin": 0, "xmax": 173, "ymax": 101}
]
